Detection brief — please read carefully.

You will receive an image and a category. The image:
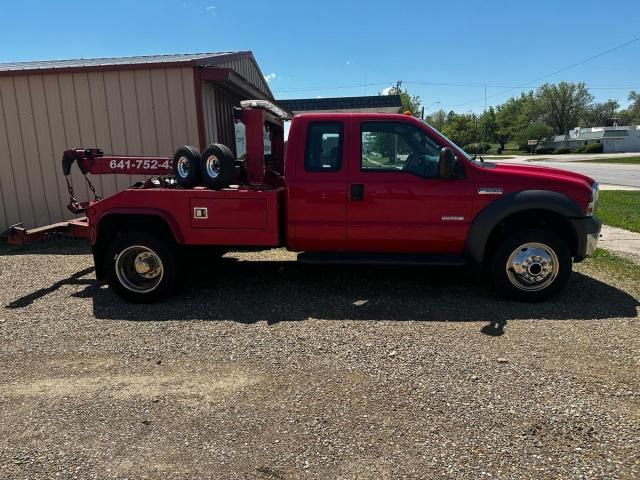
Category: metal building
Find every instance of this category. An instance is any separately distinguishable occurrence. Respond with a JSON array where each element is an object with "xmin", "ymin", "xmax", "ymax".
[{"xmin": 0, "ymin": 51, "xmax": 274, "ymax": 231}]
